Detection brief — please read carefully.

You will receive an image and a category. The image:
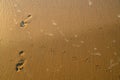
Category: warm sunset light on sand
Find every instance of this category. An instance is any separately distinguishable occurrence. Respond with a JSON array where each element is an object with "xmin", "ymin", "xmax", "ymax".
[{"xmin": 0, "ymin": 0, "xmax": 120, "ymax": 80}]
